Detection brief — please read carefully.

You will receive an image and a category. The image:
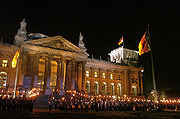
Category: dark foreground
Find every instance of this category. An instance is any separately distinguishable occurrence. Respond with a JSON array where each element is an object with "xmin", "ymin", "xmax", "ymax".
[{"xmin": 1, "ymin": 109, "xmax": 180, "ymax": 119}]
